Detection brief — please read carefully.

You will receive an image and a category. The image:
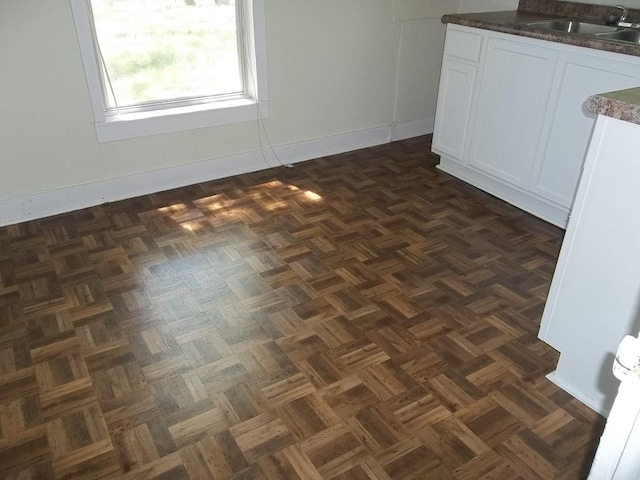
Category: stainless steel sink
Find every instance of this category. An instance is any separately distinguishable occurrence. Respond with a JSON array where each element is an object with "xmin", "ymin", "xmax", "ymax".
[
  {"xmin": 526, "ymin": 19, "xmax": 619, "ymax": 35},
  {"xmin": 595, "ymin": 28, "xmax": 640, "ymax": 44}
]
